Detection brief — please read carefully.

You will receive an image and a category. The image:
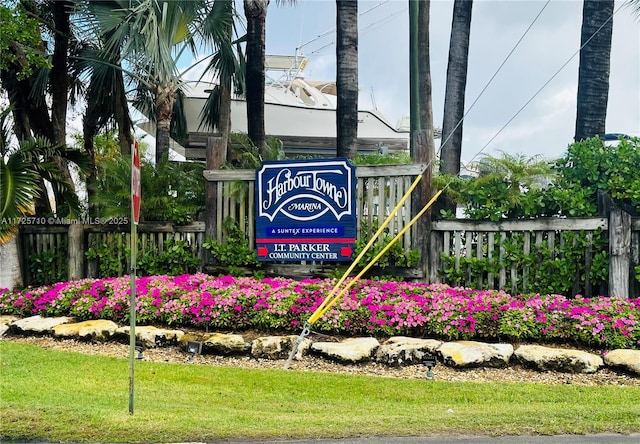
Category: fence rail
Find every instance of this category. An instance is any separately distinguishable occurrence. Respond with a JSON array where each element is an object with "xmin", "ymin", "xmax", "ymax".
[{"xmin": 430, "ymin": 218, "xmax": 605, "ymax": 297}]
